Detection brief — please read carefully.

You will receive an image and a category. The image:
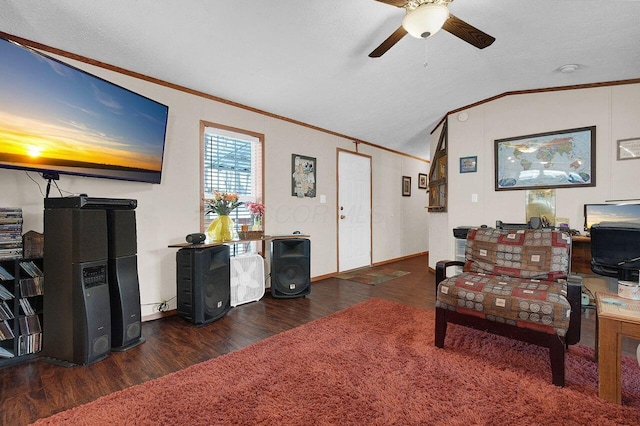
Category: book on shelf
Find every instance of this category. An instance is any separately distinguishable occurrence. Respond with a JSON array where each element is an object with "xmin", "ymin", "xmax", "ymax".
[
  {"xmin": 0, "ymin": 248, "xmax": 23, "ymax": 260},
  {"xmin": 18, "ymin": 315, "xmax": 41, "ymax": 336},
  {"xmin": 18, "ymin": 332, "xmax": 42, "ymax": 356},
  {"xmin": 0, "ymin": 320, "xmax": 15, "ymax": 340},
  {"xmin": 0, "ymin": 283, "xmax": 14, "ymax": 301},
  {"xmin": 19, "ymin": 277, "xmax": 44, "ymax": 297},
  {"xmin": 19, "ymin": 261, "xmax": 43, "ymax": 278},
  {"xmin": 0, "ymin": 346, "xmax": 14, "ymax": 358},
  {"xmin": 0, "ymin": 301, "xmax": 15, "ymax": 320},
  {"xmin": 0, "ymin": 265, "xmax": 15, "ymax": 280},
  {"xmin": 19, "ymin": 298, "xmax": 35, "ymax": 316}
]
